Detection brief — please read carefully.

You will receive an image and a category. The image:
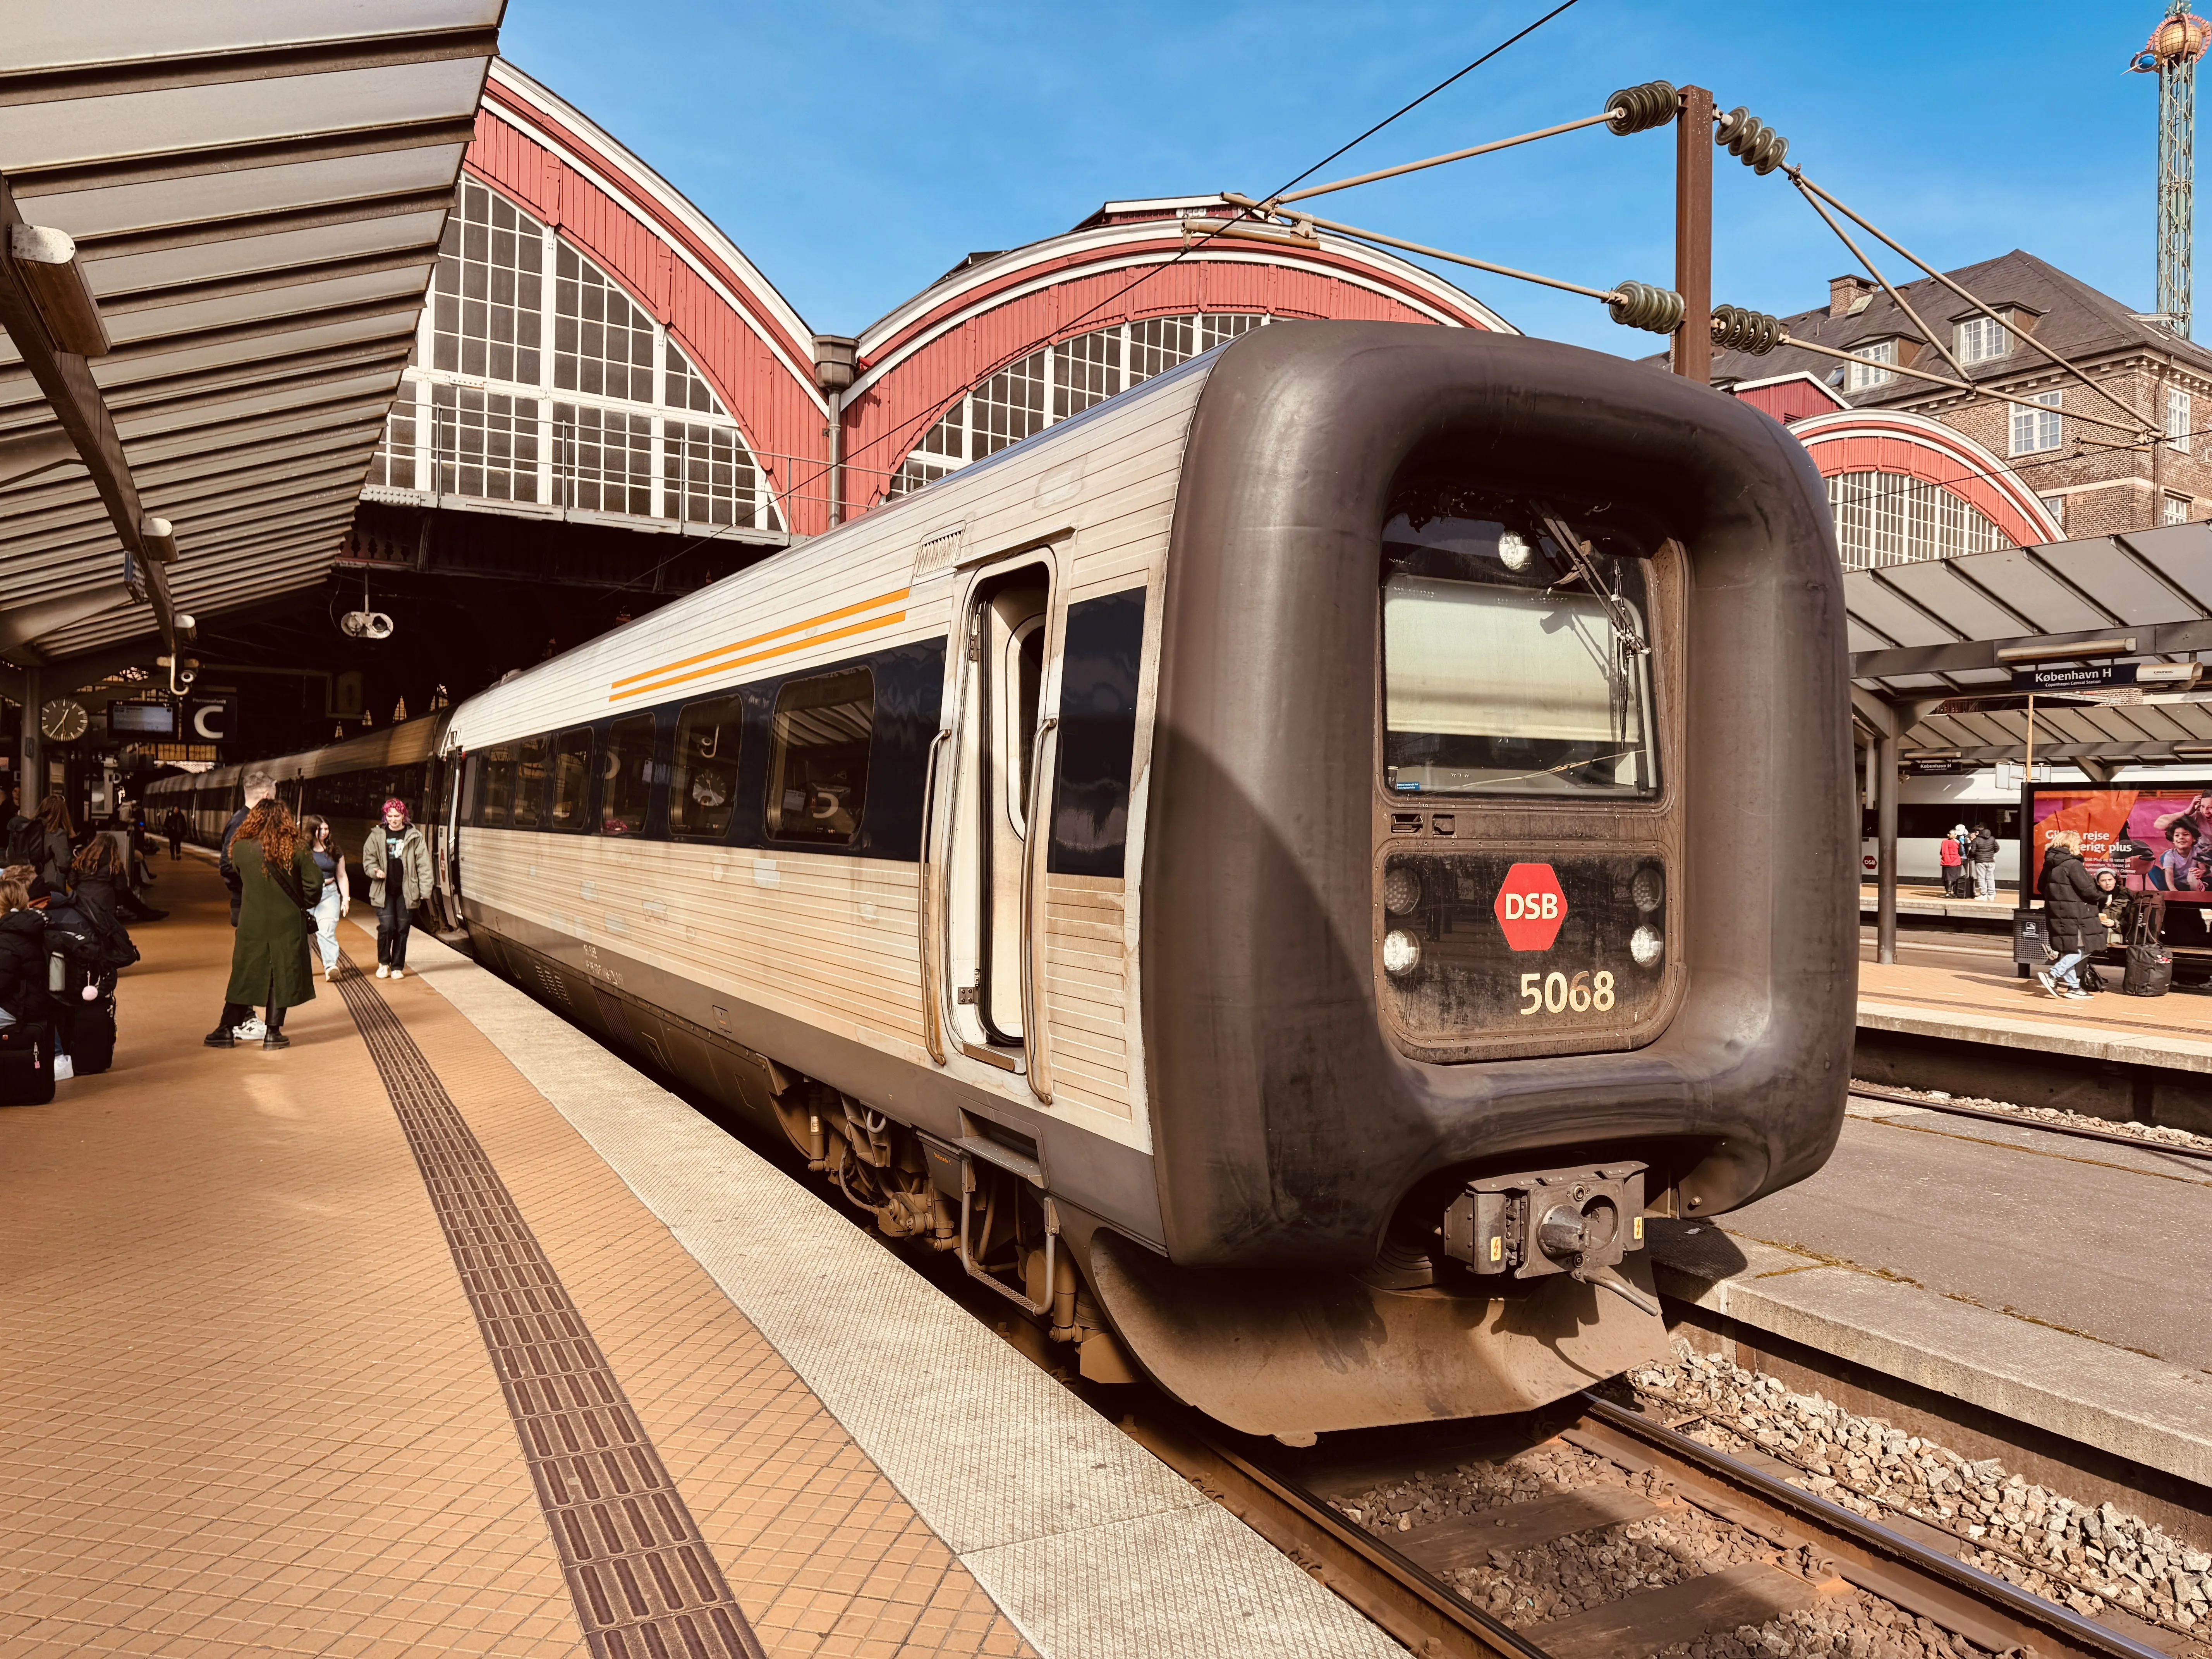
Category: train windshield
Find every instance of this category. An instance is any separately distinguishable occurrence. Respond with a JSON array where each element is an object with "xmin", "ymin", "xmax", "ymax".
[{"xmin": 1381, "ymin": 491, "xmax": 1659, "ymax": 799}]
